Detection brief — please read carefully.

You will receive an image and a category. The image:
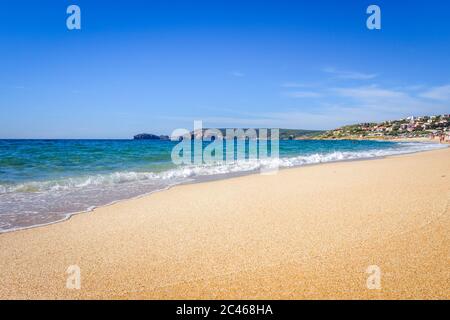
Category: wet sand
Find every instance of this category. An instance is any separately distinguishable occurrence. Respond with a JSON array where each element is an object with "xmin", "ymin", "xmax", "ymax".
[{"xmin": 0, "ymin": 148, "xmax": 449, "ymax": 299}]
